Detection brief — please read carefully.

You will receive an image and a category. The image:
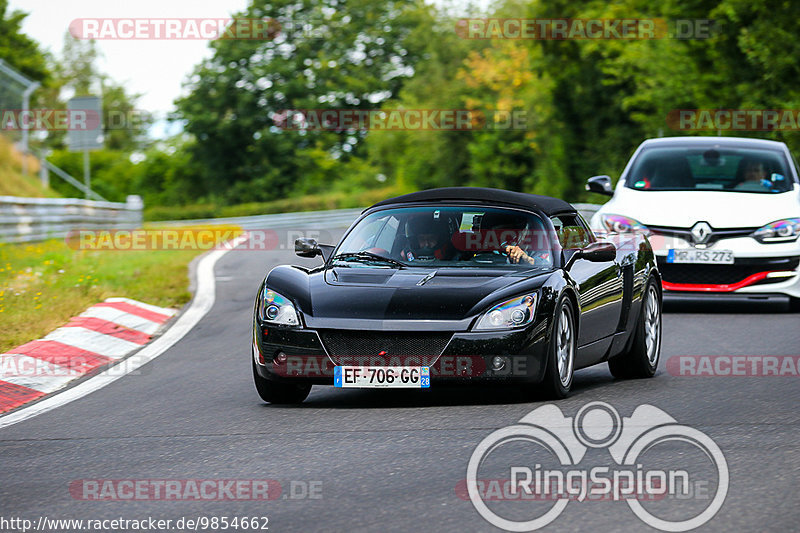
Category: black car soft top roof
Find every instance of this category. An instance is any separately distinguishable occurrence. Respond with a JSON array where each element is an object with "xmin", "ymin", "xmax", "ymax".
[{"xmin": 367, "ymin": 187, "xmax": 576, "ymax": 217}]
